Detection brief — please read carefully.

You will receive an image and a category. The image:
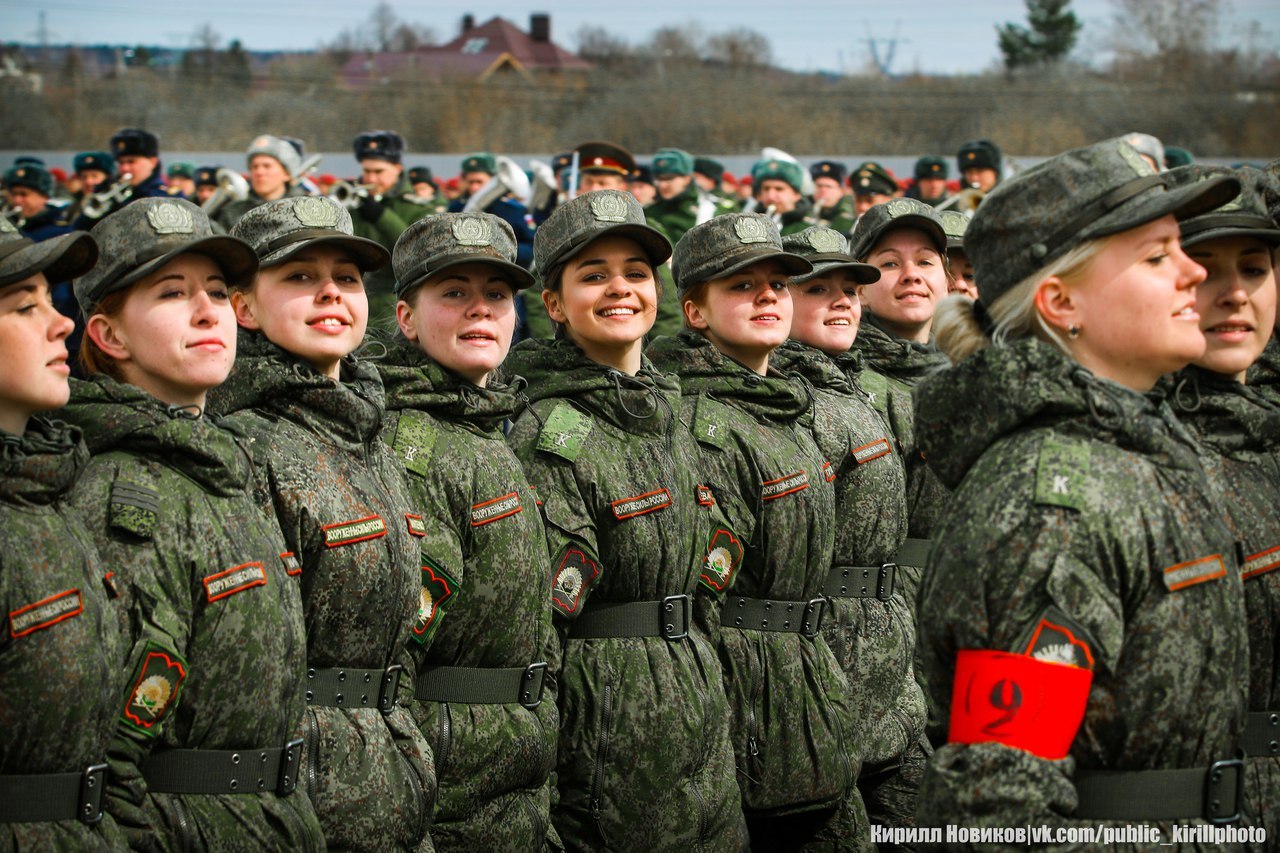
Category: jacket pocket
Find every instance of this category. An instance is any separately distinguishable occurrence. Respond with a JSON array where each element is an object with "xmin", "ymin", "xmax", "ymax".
[{"xmin": 589, "ymin": 681, "xmax": 615, "ymax": 847}]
